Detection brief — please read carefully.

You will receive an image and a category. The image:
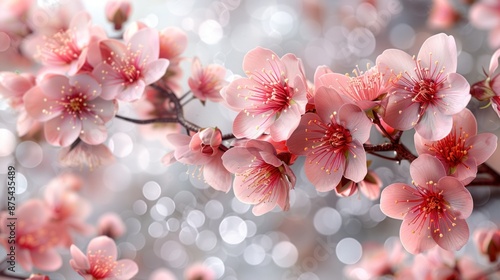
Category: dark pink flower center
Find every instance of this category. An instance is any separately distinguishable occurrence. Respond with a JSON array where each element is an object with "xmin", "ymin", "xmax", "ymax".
[
  {"xmin": 426, "ymin": 126, "xmax": 472, "ymax": 172},
  {"xmin": 105, "ymin": 47, "xmax": 145, "ymax": 85},
  {"xmin": 240, "ymin": 161, "xmax": 286, "ymax": 204},
  {"xmin": 304, "ymin": 118, "xmax": 353, "ymax": 175},
  {"xmin": 87, "ymin": 250, "xmax": 117, "ymax": 278},
  {"xmin": 56, "ymin": 91, "xmax": 94, "ymax": 120}
]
